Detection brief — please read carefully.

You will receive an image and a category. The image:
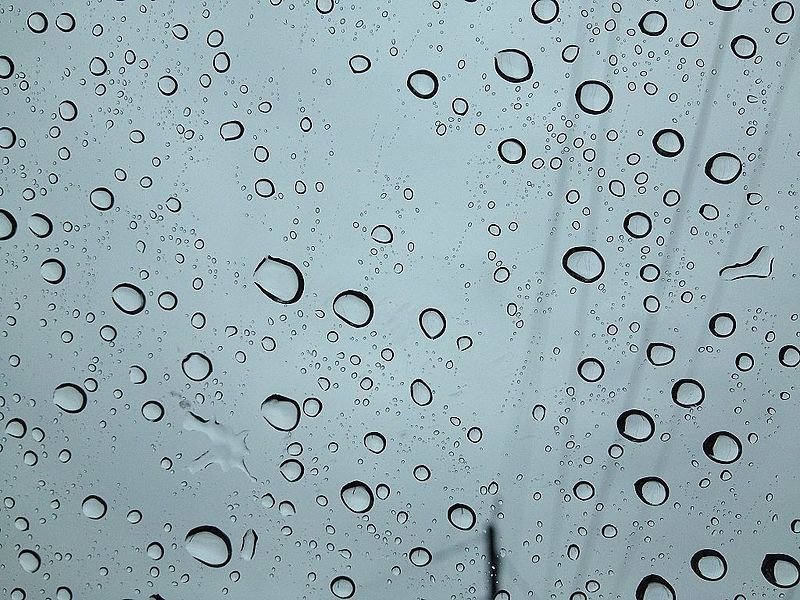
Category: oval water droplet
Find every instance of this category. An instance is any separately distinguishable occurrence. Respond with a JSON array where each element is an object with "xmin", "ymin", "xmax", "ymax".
[
  {"xmin": 184, "ymin": 526, "xmax": 232, "ymax": 567},
  {"xmin": 253, "ymin": 255, "xmax": 305, "ymax": 304},
  {"xmin": 0, "ymin": 209, "xmax": 17, "ymax": 240},
  {"xmin": 494, "ymin": 49, "xmax": 534, "ymax": 83},
  {"xmin": 419, "ymin": 307, "xmax": 446, "ymax": 339},
  {"xmin": 691, "ymin": 549, "xmax": 727, "ymax": 581},
  {"xmin": 181, "ymin": 352, "xmax": 212, "ymax": 381},
  {"xmin": 762, "ymin": 553, "xmax": 800, "ymax": 588},
  {"xmin": 671, "ymin": 378, "xmax": 705, "ymax": 408},
  {"xmin": 330, "ymin": 576, "xmax": 356, "ymax": 599},
  {"xmin": 634, "ymin": 476, "xmax": 669, "ymax": 506},
  {"xmin": 702, "ymin": 431, "xmax": 742, "ymax": 464},
  {"xmin": 704, "ymin": 152, "xmax": 742, "ymax": 184},
  {"xmin": 332, "ymin": 290, "xmax": 374, "ymax": 328},
  {"xmin": 577, "ymin": 357, "xmax": 604, "ymax": 382},
  {"xmin": 364, "ymin": 432, "xmax": 386, "ymax": 454},
  {"xmin": 407, "ymin": 69, "xmax": 438, "ymax": 99},
  {"xmin": 53, "ymin": 383, "xmax": 87, "ymax": 413},
  {"xmin": 411, "ymin": 378, "xmax": 433, "ymax": 406},
  {"xmin": 82, "ymin": 495, "xmax": 107, "ymax": 519},
  {"xmin": 260, "ymin": 394, "xmax": 301, "ymax": 432},
  {"xmin": 340, "ymin": 481, "xmax": 374, "ymax": 513},
  {"xmin": 41, "ymin": 258, "xmax": 66, "ymax": 284},
  {"xmin": 219, "ymin": 120, "xmax": 244, "ymax": 141},
  {"xmin": 18, "ymin": 549, "xmax": 41, "ymax": 573},
  {"xmin": 635, "ymin": 574, "xmax": 675, "ymax": 600},
  {"xmin": 447, "ymin": 503, "xmax": 476, "ymax": 530},
  {"xmin": 617, "ymin": 409, "xmax": 655, "ymax": 442},
  {"xmin": 112, "ymin": 283, "xmax": 146, "ymax": 315},
  {"xmin": 562, "ymin": 246, "xmax": 605, "ymax": 283},
  {"xmin": 575, "ymin": 80, "xmax": 613, "ymax": 115},
  {"xmin": 409, "ymin": 546, "xmax": 432, "ymax": 567},
  {"xmin": 646, "ymin": 342, "xmax": 676, "ymax": 366}
]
